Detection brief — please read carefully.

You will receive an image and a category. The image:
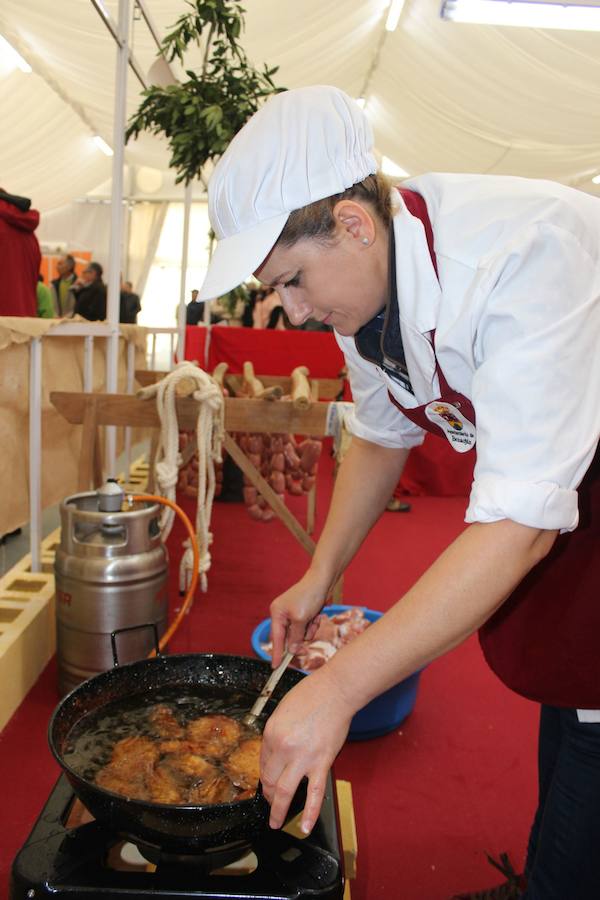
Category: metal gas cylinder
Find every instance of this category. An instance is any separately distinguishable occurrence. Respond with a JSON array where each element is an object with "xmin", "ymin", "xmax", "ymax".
[{"xmin": 54, "ymin": 479, "xmax": 169, "ymax": 695}]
